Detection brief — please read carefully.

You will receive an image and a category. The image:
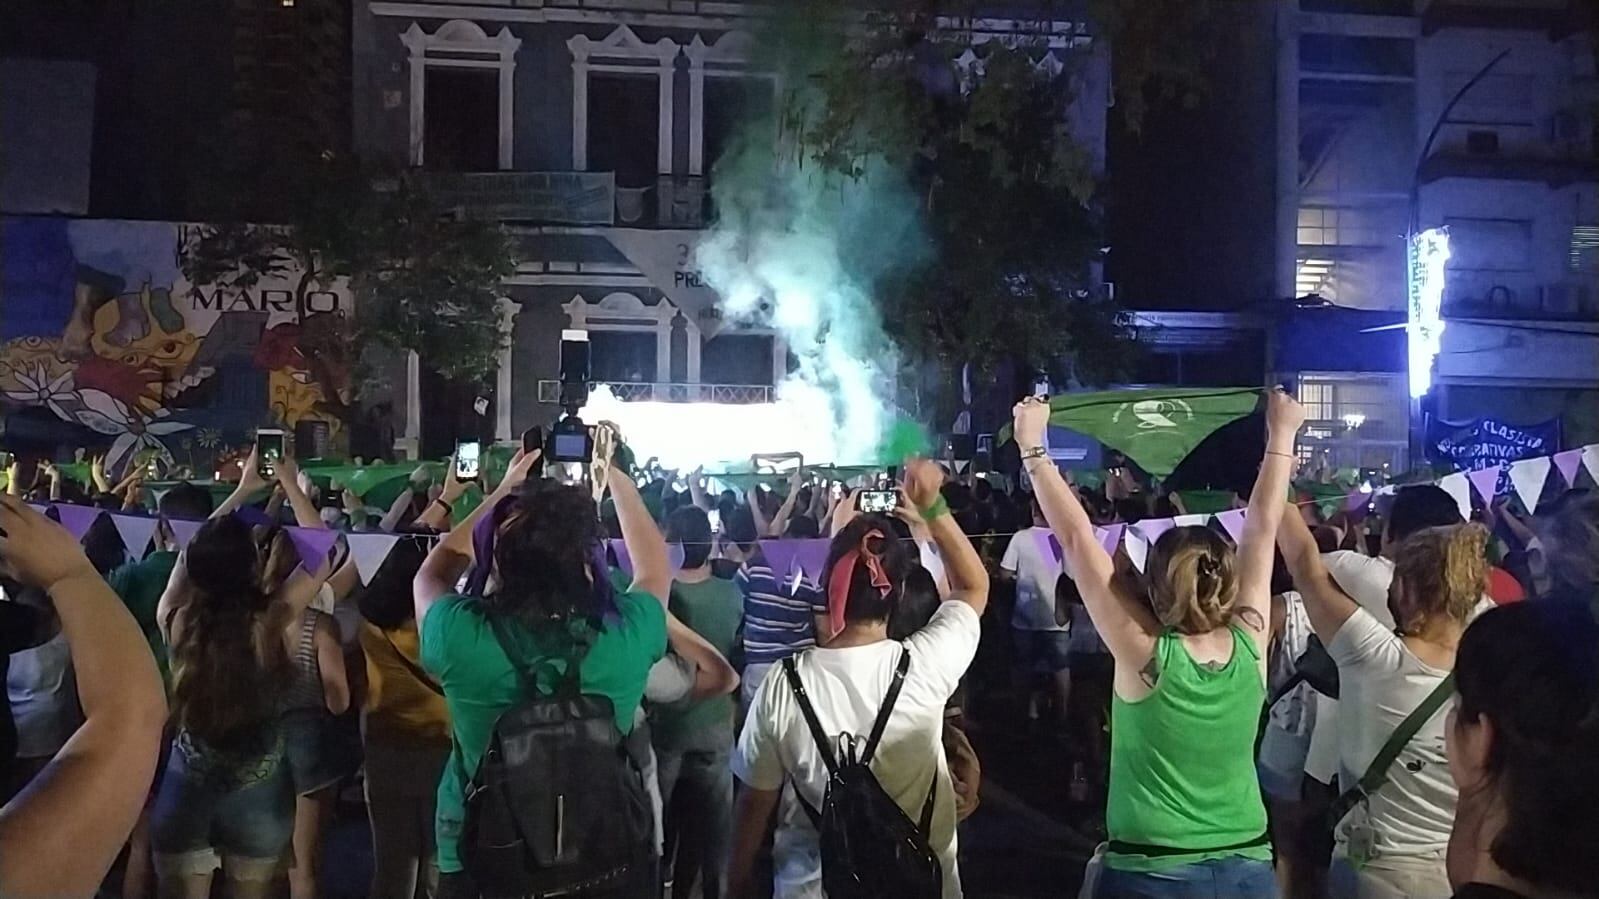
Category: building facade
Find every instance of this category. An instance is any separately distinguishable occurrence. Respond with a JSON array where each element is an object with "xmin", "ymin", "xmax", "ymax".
[
  {"xmin": 351, "ymin": 0, "xmax": 1112, "ymax": 458},
  {"xmin": 1274, "ymin": 0, "xmax": 1598, "ymax": 466}
]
